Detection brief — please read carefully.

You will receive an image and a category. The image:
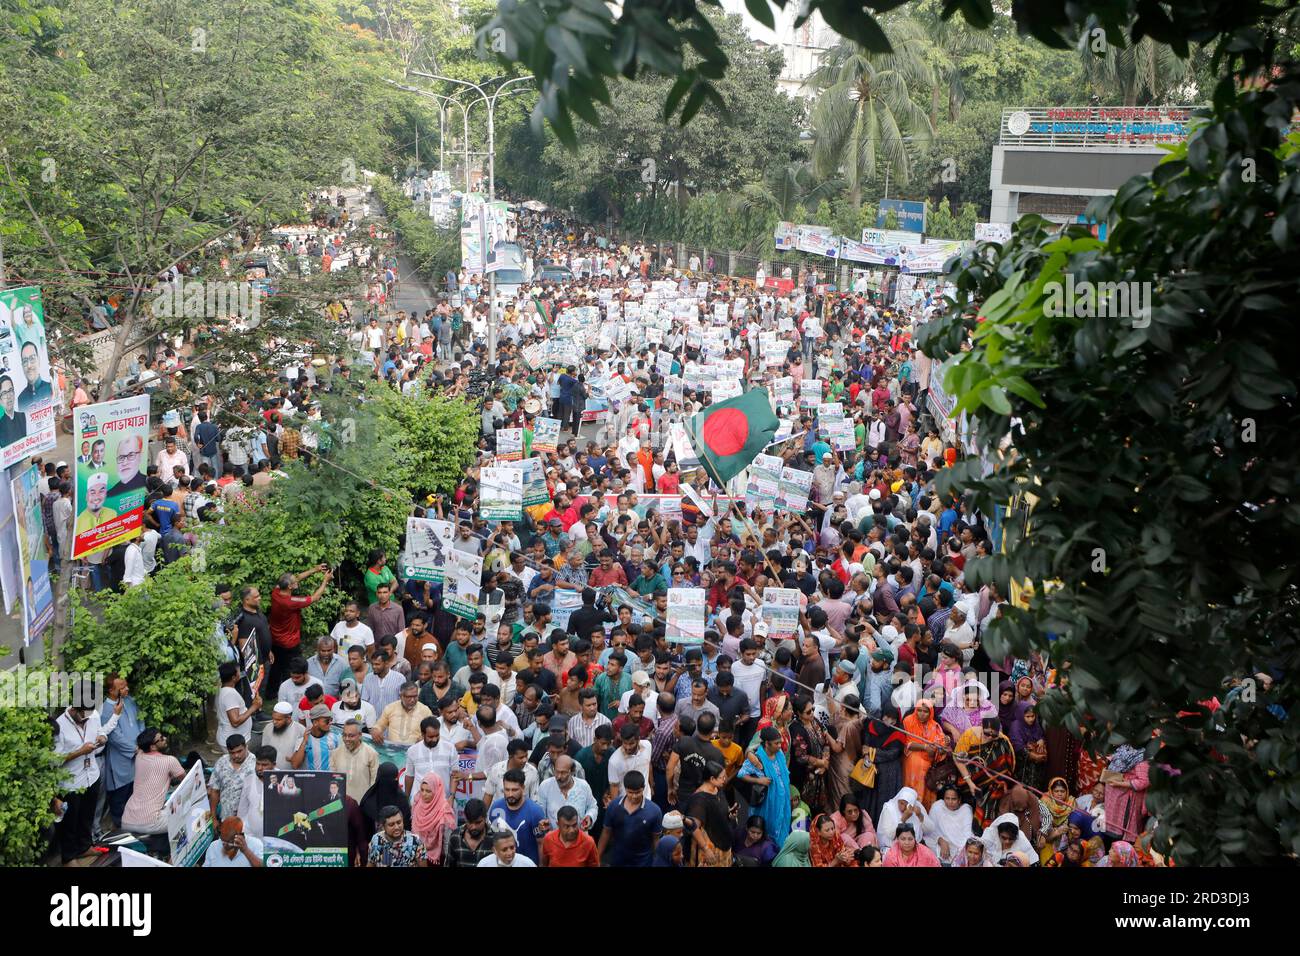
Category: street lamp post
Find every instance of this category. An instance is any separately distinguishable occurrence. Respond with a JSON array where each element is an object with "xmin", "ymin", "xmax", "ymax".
[
  {"xmin": 408, "ymin": 71, "xmax": 535, "ymax": 365},
  {"xmin": 386, "ymin": 80, "xmax": 472, "ymax": 192}
]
